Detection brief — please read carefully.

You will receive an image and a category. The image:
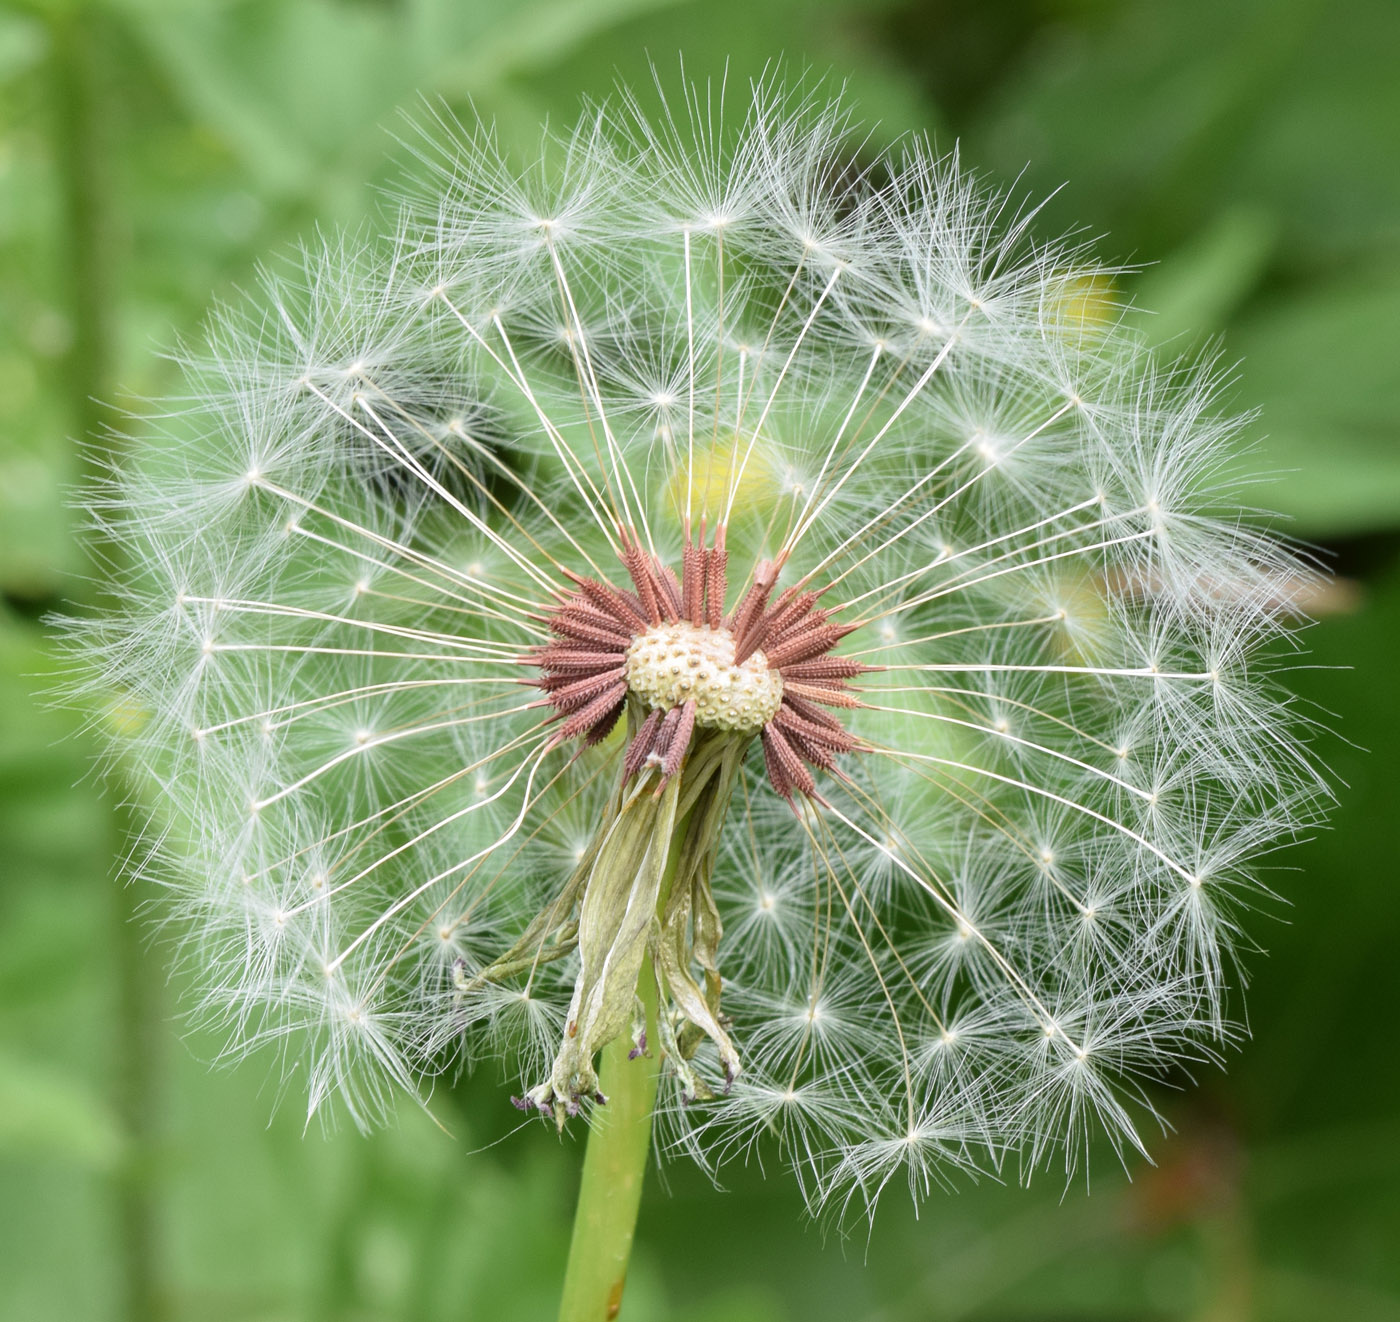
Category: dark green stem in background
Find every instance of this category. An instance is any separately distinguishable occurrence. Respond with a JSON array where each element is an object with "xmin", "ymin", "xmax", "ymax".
[{"xmin": 49, "ymin": 10, "xmax": 165, "ymax": 1321}]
